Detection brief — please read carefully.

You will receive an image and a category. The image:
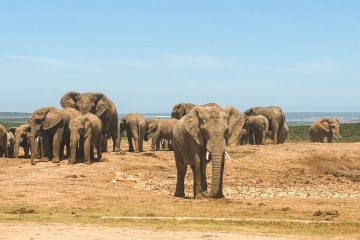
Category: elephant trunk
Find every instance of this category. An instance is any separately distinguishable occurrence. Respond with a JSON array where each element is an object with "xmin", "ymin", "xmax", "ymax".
[
  {"xmin": 30, "ymin": 128, "xmax": 37, "ymax": 165},
  {"xmin": 208, "ymin": 152, "xmax": 225, "ymax": 198},
  {"xmin": 70, "ymin": 139, "xmax": 78, "ymax": 164}
]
